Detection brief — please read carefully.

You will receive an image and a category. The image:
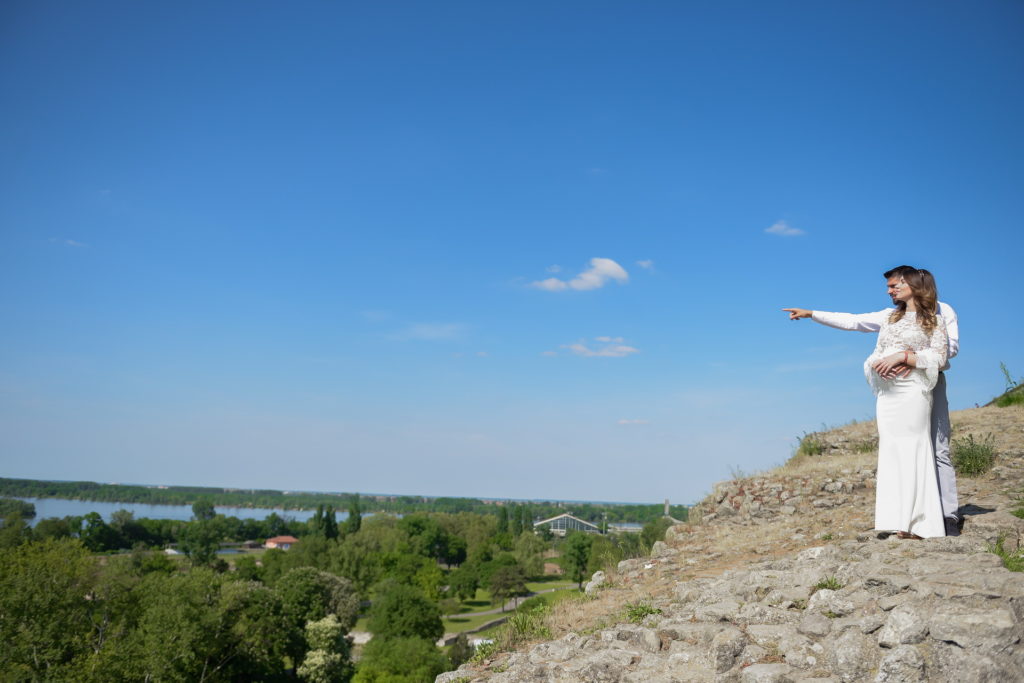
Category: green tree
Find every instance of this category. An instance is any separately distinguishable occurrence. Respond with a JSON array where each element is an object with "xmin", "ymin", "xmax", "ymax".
[
  {"xmin": 297, "ymin": 614, "xmax": 354, "ymax": 683},
  {"xmin": 32, "ymin": 516, "xmax": 74, "ymax": 541},
  {"xmin": 440, "ymin": 534, "xmax": 467, "ymax": 568},
  {"xmin": 0, "ymin": 512, "xmax": 31, "ymax": 549},
  {"xmin": 510, "ymin": 504, "xmax": 523, "ymax": 537},
  {"xmin": 119, "ymin": 569, "xmax": 293, "ymax": 681},
  {"xmin": 640, "ymin": 517, "xmax": 672, "ymax": 551},
  {"xmin": 178, "ymin": 518, "xmax": 223, "ymax": 567},
  {"xmin": 447, "ymin": 633, "xmax": 474, "ymax": 669},
  {"xmin": 234, "ymin": 554, "xmax": 264, "ymax": 582},
  {"xmin": 562, "ymin": 532, "xmax": 593, "ymax": 589},
  {"xmin": 192, "ymin": 498, "xmax": 216, "ymax": 522},
  {"xmin": 353, "ymin": 637, "xmax": 448, "ymax": 683},
  {"xmin": 310, "ymin": 505, "xmax": 326, "ymax": 536},
  {"xmin": 80, "ymin": 511, "xmax": 123, "ymax": 552},
  {"xmin": 323, "ymin": 505, "xmax": 339, "ymax": 541},
  {"xmin": 447, "ymin": 565, "xmax": 479, "ymax": 603},
  {"xmin": 496, "ymin": 506, "xmax": 508, "ymax": 534},
  {"xmin": 513, "ymin": 530, "xmax": 547, "ymax": 577},
  {"xmin": 399, "ymin": 514, "xmax": 448, "ymax": 561},
  {"xmin": 366, "ymin": 581, "xmax": 443, "ymax": 642},
  {"xmin": 276, "ymin": 567, "xmax": 360, "ymax": 639},
  {"xmin": 0, "ymin": 538, "xmax": 95, "ymax": 679},
  {"xmin": 488, "ymin": 564, "xmax": 528, "ymax": 611},
  {"xmin": 328, "ymin": 535, "xmax": 381, "ymax": 595},
  {"xmin": 343, "ymin": 495, "xmax": 362, "ymax": 536},
  {"xmin": 0, "ymin": 497, "xmax": 36, "ymax": 520},
  {"xmin": 587, "ymin": 534, "xmax": 622, "ymax": 574},
  {"xmin": 615, "ymin": 530, "xmax": 646, "ymax": 559}
]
